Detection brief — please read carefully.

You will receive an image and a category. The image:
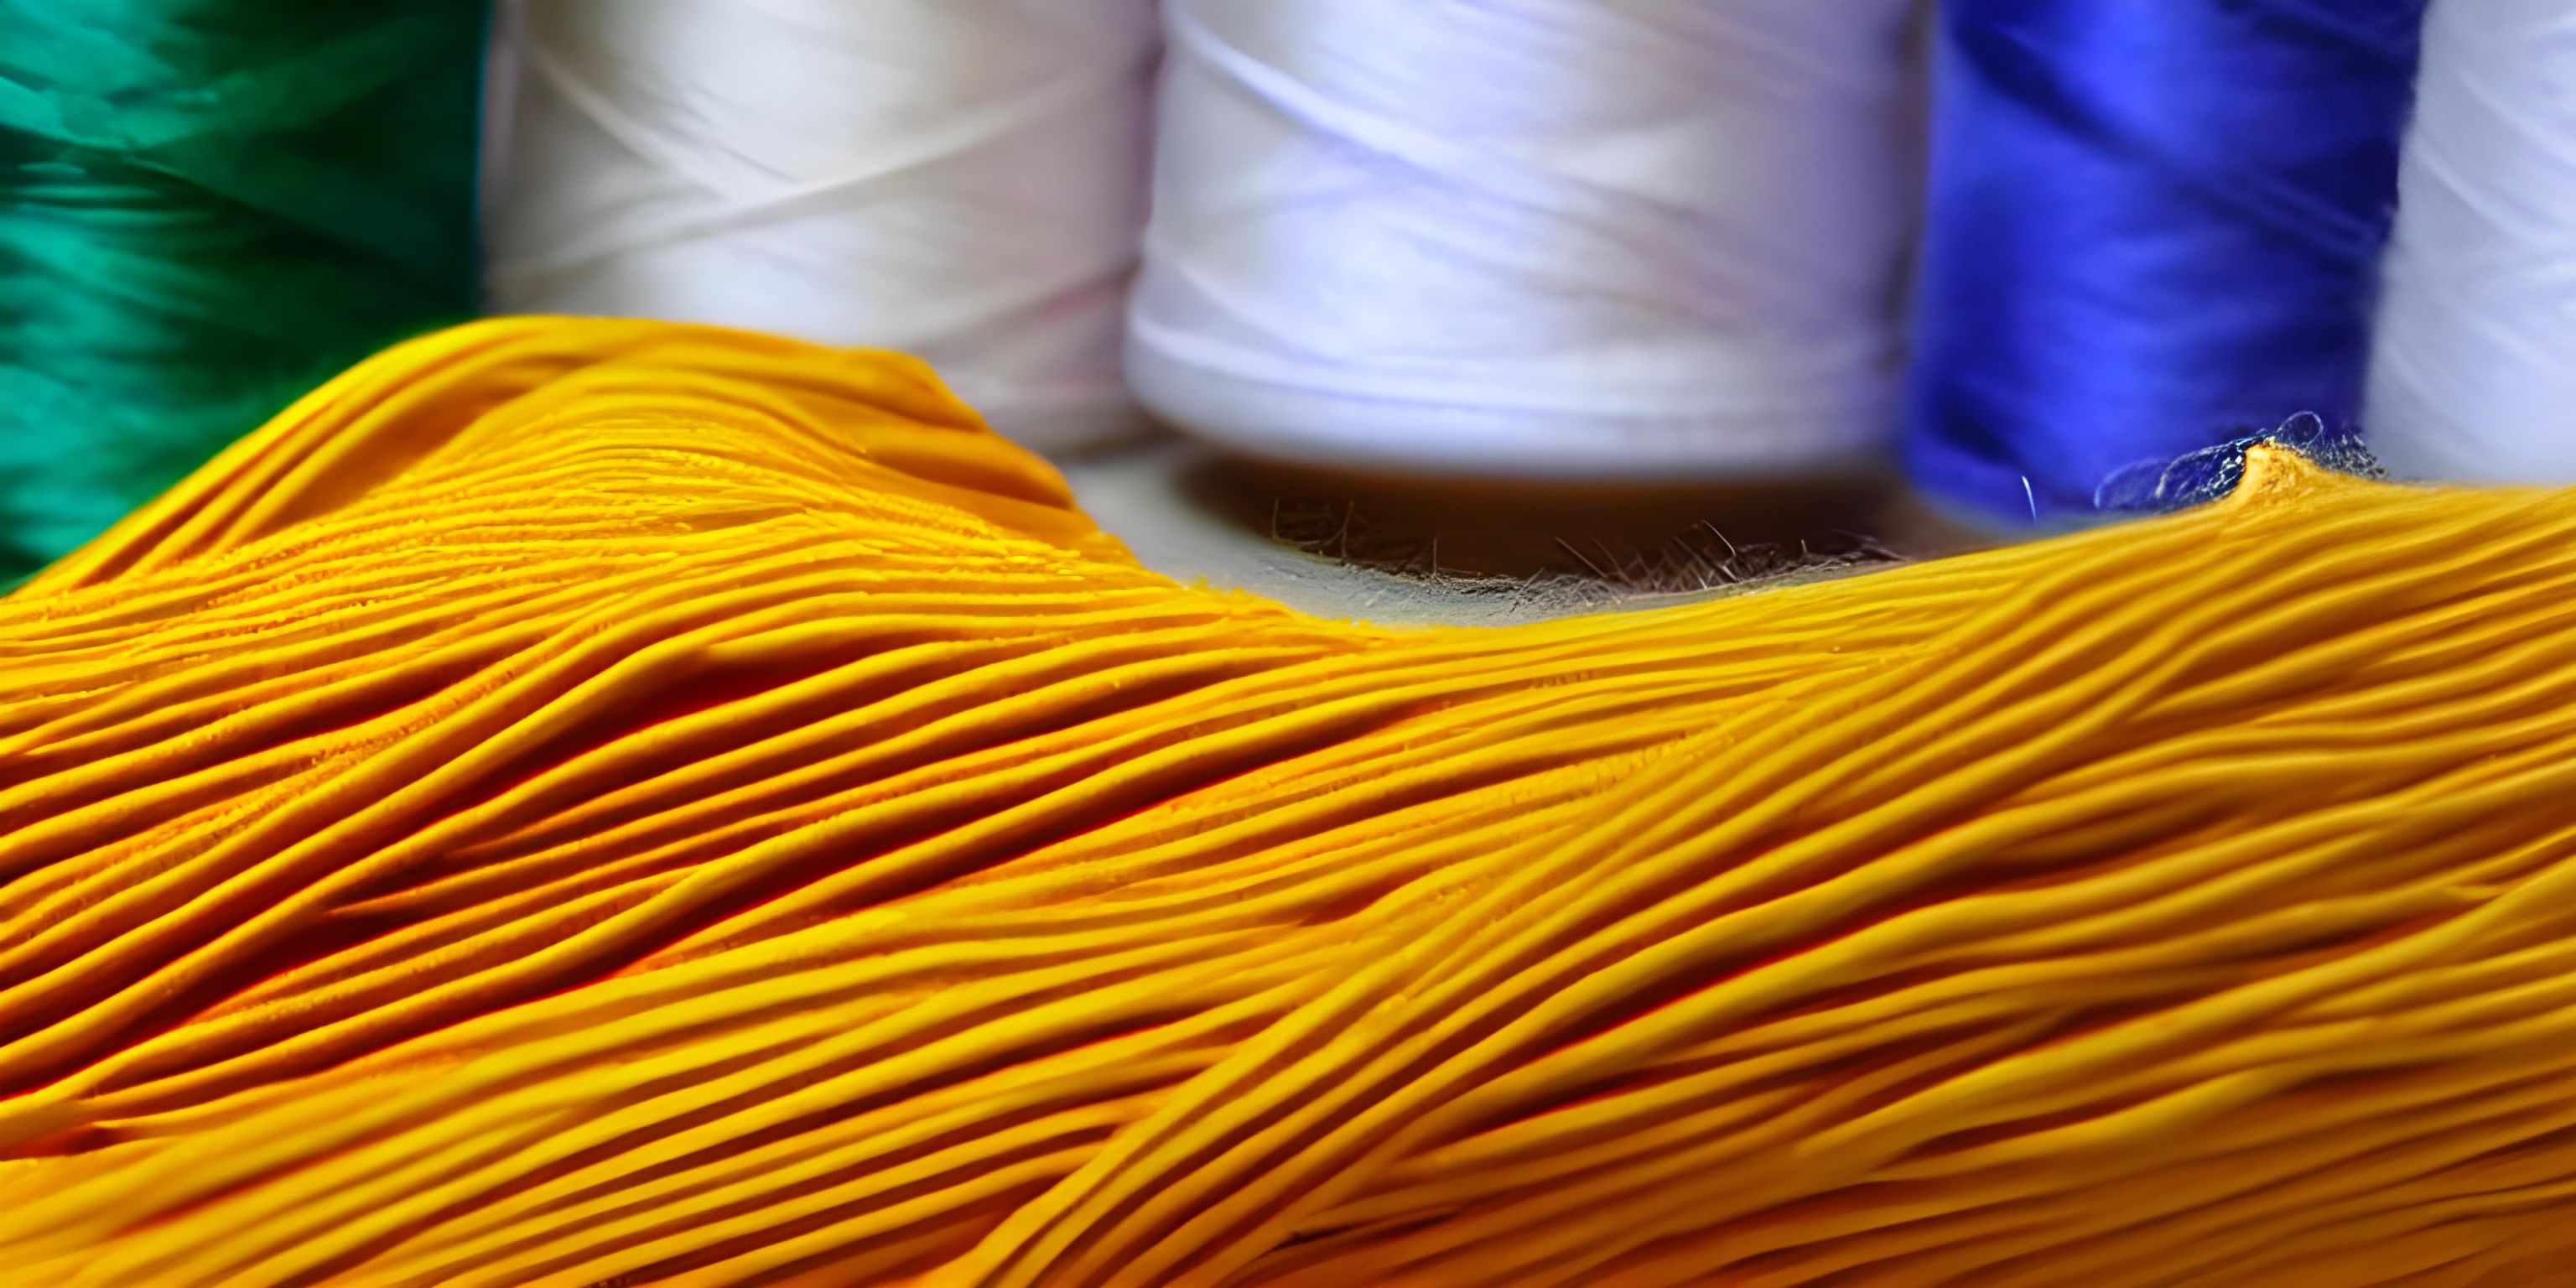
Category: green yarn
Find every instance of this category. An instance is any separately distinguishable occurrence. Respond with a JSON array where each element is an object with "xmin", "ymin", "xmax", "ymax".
[{"xmin": 0, "ymin": 0, "xmax": 486, "ymax": 579}]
